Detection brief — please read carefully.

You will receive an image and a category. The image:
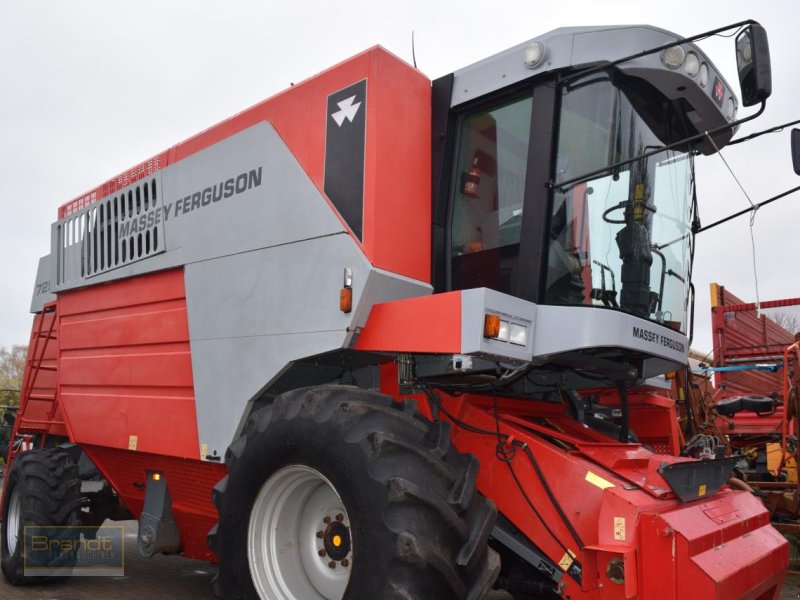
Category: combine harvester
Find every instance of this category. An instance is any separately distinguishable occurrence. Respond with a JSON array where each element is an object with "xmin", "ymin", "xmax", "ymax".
[{"xmin": 1, "ymin": 20, "xmax": 789, "ymax": 599}]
